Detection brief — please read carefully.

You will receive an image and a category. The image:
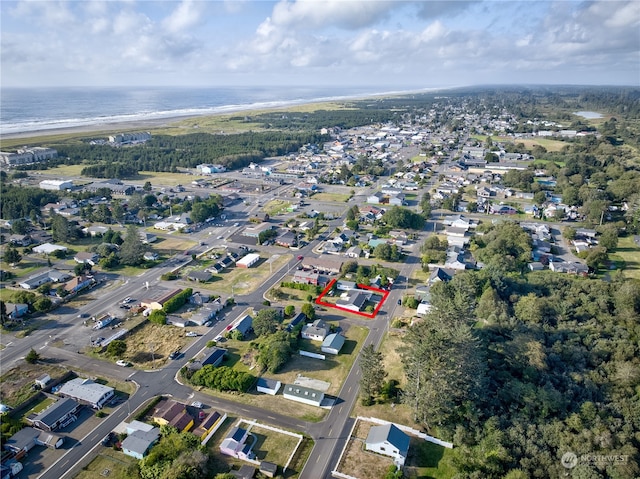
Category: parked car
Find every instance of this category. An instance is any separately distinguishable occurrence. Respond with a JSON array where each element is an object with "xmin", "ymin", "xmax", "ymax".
[
  {"xmin": 191, "ymin": 401, "xmax": 203, "ymax": 408},
  {"xmin": 185, "ymin": 331, "xmax": 199, "ymax": 337},
  {"xmin": 102, "ymin": 432, "xmax": 115, "ymax": 446},
  {"xmin": 116, "ymin": 360, "xmax": 131, "ymax": 367}
]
